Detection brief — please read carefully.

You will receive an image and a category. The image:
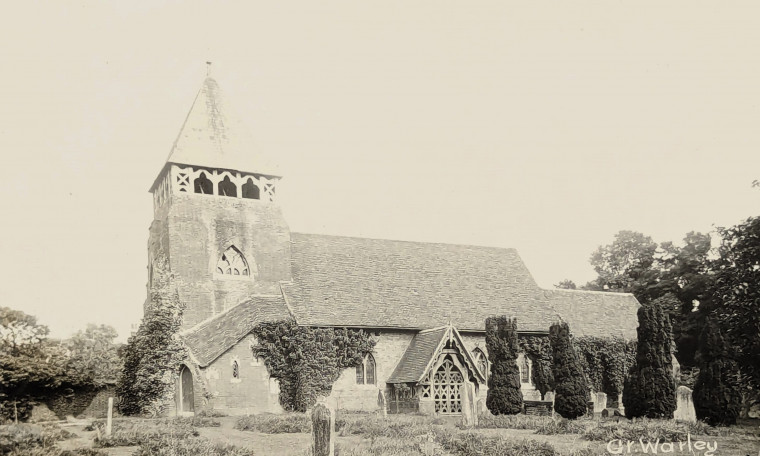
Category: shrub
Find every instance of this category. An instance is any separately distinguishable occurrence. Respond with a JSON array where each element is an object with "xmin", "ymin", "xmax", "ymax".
[
  {"xmin": 549, "ymin": 322, "xmax": 588, "ymax": 419},
  {"xmin": 623, "ymin": 296, "xmax": 677, "ymax": 419},
  {"xmin": 485, "ymin": 316, "xmax": 523, "ymax": 415},
  {"xmin": 693, "ymin": 319, "xmax": 742, "ymax": 426},
  {"xmin": 235, "ymin": 413, "xmax": 312, "ymax": 434}
]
